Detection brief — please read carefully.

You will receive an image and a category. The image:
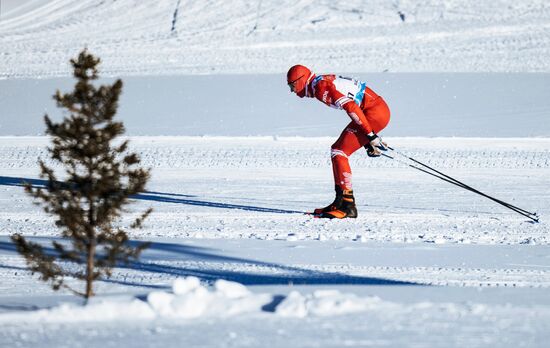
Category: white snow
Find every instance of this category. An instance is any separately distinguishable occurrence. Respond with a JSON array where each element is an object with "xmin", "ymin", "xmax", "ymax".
[
  {"xmin": 2, "ymin": 74, "xmax": 550, "ymax": 137},
  {"xmin": 0, "ymin": 277, "xmax": 390, "ymax": 321},
  {"xmin": 1, "ymin": 136, "xmax": 547, "ymax": 245},
  {"xmin": 0, "ymin": 296, "xmax": 156, "ymax": 323},
  {"xmin": 147, "ymin": 278, "xmax": 272, "ymax": 319},
  {"xmin": 1, "ymin": 276, "xmax": 547, "ymax": 327},
  {"xmin": 2, "ymin": 272, "xmax": 550, "ymax": 347},
  {"xmin": 1, "ymin": 0, "xmax": 550, "ymax": 78},
  {"xmin": 2, "ymin": 1, "xmax": 550, "ymax": 347},
  {"xmin": 0, "ymin": 277, "xmax": 268, "ymax": 322},
  {"xmin": 275, "ymin": 290, "xmax": 384, "ymax": 318}
]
